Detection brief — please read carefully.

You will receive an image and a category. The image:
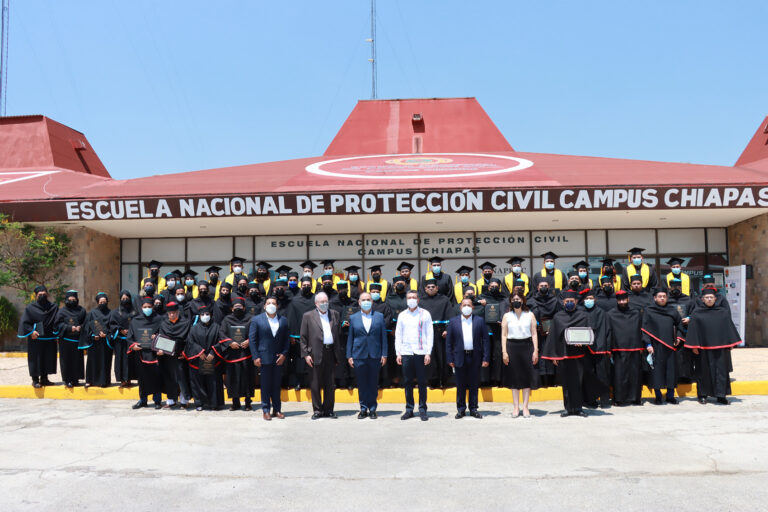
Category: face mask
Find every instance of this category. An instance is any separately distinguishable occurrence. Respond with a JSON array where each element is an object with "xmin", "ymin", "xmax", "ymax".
[
  {"xmin": 432, "ymin": 266, "xmax": 441, "ymax": 274},
  {"xmin": 360, "ymin": 300, "xmax": 372, "ymax": 311},
  {"xmin": 303, "ymin": 271, "xmax": 313, "ymax": 278},
  {"xmin": 302, "ymin": 287, "xmax": 312, "ymax": 296},
  {"xmin": 265, "ymin": 304, "xmax": 277, "ymax": 315},
  {"xmin": 288, "ymin": 281, "xmax": 298, "ymax": 289},
  {"xmin": 632, "ymin": 257, "xmax": 642, "ymax": 266},
  {"xmin": 672, "ymin": 267, "xmax": 681, "ymax": 275},
  {"xmin": 317, "ymin": 302, "xmax": 329, "ymax": 313},
  {"xmin": 150, "ymin": 268, "xmax": 158, "ymax": 277},
  {"xmin": 483, "ymin": 272, "xmax": 493, "ymax": 280},
  {"xmin": 372, "ymin": 273, "xmax": 381, "ymax": 281},
  {"xmin": 511, "ymin": 300, "xmax": 522, "ymax": 309},
  {"xmin": 569, "ymin": 281, "xmax": 579, "ymax": 290},
  {"xmin": 323, "ymin": 269, "xmax": 333, "ymax": 276},
  {"xmin": 407, "ymin": 298, "xmax": 418, "ymax": 309},
  {"xmin": 490, "ymin": 287, "xmax": 500, "ymax": 295},
  {"xmin": 603, "ymin": 285, "xmax": 613, "ymax": 293},
  {"xmin": 220, "ymin": 292, "xmax": 230, "ymax": 301},
  {"xmin": 544, "ymin": 261, "xmax": 555, "ymax": 270},
  {"xmin": 461, "ymin": 306, "xmax": 473, "ymax": 316},
  {"xmin": 98, "ymin": 303, "xmax": 109, "ymax": 311},
  {"xmin": 153, "ymin": 304, "xmax": 164, "ymax": 313},
  {"xmin": 257, "ymin": 271, "xmax": 268, "ymax": 279},
  {"xmin": 578, "ymin": 271, "xmax": 587, "ymax": 279},
  {"xmin": 142, "ymin": 308, "xmax": 153, "ymax": 316},
  {"xmin": 199, "ymin": 290, "xmax": 209, "ymax": 298},
  {"xmin": 603, "ymin": 267, "xmax": 614, "ymax": 276},
  {"xmin": 395, "ymin": 284, "xmax": 405, "ymax": 292},
  {"xmin": 460, "ymin": 276, "xmax": 469, "ymax": 284},
  {"xmin": 66, "ymin": 300, "xmax": 78, "ymax": 309},
  {"xmin": 275, "ymin": 288, "xmax": 285, "ymax": 297},
  {"xmin": 176, "ymin": 294, "xmax": 186, "ymax": 302},
  {"xmin": 200, "ymin": 314, "xmax": 211, "ymax": 323},
  {"xmin": 323, "ymin": 283, "xmax": 333, "ymax": 292},
  {"xmin": 120, "ymin": 298, "xmax": 131, "ymax": 306},
  {"xmin": 238, "ymin": 285, "xmax": 247, "ymax": 293},
  {"xmin": 144, "ymin": 286, "xmax": 154, "ymax": 295},
  {"xmin": 166, "ymin": 280, "xmax": 176, "ymax": 289},
  {"xmin": 233, "ymin": 266, "xmax": 243, "ymax": 274},
  {"xmin": 249, "ymin": 291, "xmax": 260, "ymax": 301},
  {"xmin": 349, "ymin": 275, "xmax": 358, "ymax": 282},
  {"xmin": 670, "ymin": 288, "xmax": 681, "ymax": 297},
  {"xmin": 185, "ymin": 279, "xmax": 194, "ymax": 286},
  {"xmin": 37, "ymin": 295, "xmax": 48, "ymax": 305},
  {"xmin": 564, "ymin": 302, "xmax": 576, "ymax": 312},
  {"xmin": 209, "ymin": 276, "xmax": 218, "ymax": 284},
  {"xmin": 371, "ymin": 292, "xmax": 381, "ymax": 301},
  {"xmin": 233, "ymin": 308, "xmax": 245, "ymax": 317},
  {"xmin": 584, "ymin": 299, "xmax": 595, "ymax": 309},
  {"xmin": 512, "ymin": 266, "xmax": 521, "ymax": 274}
]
